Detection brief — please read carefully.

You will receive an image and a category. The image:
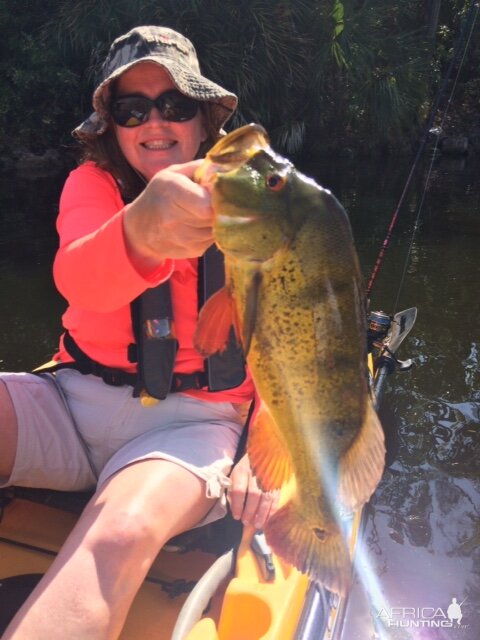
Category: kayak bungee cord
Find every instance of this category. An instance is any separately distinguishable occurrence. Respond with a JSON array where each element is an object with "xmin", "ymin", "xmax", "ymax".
[{"xmin": 366, "ymin": 0, "xmax": 480, "ymax": 307}]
